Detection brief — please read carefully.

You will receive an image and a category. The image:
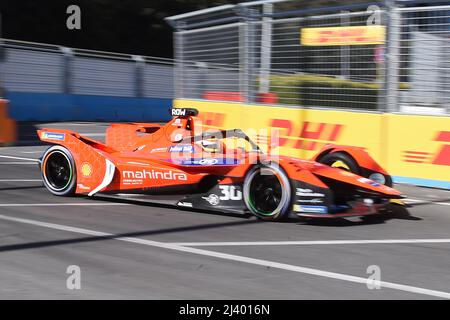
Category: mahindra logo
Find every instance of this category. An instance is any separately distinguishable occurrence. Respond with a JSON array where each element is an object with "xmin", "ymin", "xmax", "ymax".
[{"xmin": 122, "ymin": 169, "xmax": 187, "ymax": 181}]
